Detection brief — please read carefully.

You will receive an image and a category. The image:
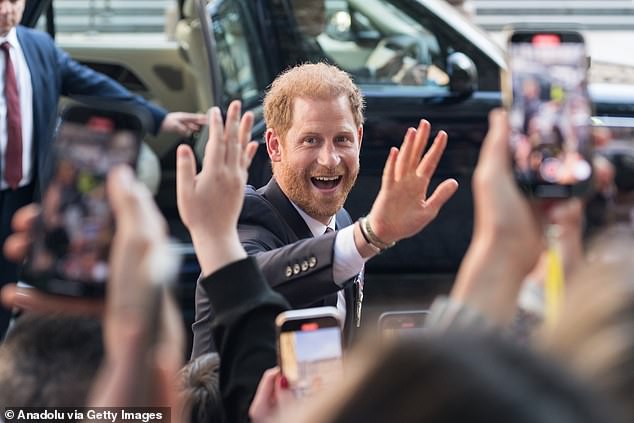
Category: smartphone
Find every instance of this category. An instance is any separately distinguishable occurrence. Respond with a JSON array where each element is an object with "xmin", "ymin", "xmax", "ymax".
[
  {"xmin": 378, "ymin": 310, "xmax": 428, "ymax": 340},
  {"xmin": 504, "ymin": 29, "xmax": 593, "ymax": 198},
  {"xmin": 22, "ymin": 102, "xmax": 147, "ymax": 297},
  {"xmin": 276, "ymin": 307, "xmax": 344, "ymax": 398}
]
